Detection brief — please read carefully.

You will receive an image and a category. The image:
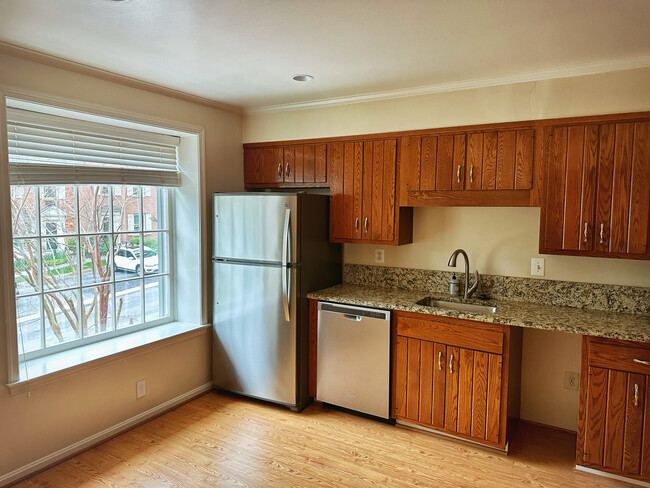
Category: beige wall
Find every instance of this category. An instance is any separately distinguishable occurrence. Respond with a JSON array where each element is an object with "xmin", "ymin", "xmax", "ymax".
[
  {"xmin": 245, "ymin": 67, "xmax": 650, "ymax": 431},
  {"xmin": 0, "ymin": 52, "xmax": 243, "ymax": 477}
]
